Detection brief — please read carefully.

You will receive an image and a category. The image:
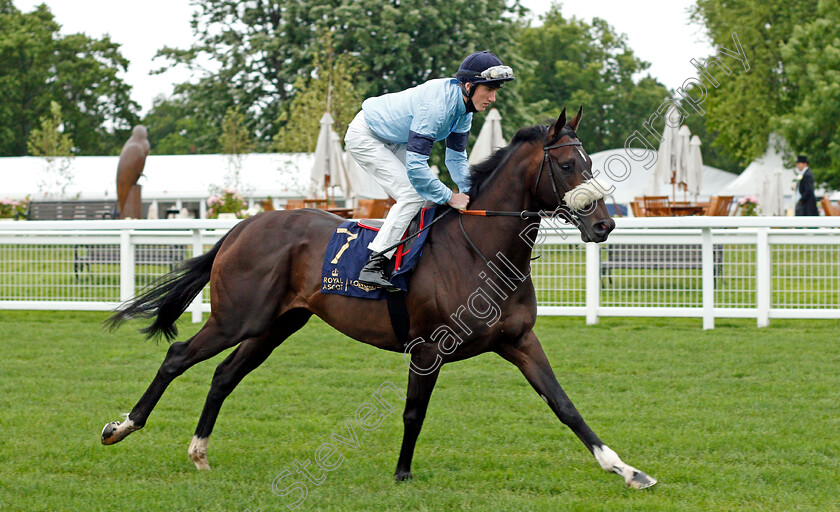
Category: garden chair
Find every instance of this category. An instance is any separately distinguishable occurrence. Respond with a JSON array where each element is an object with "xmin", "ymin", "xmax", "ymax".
[
  {"xmin": 706, "ymin": 196, "xmax": 734, "ymax": 216},
  {"xmin": 643, "ymin": 196, "xmax": 671, "ymax": 216}
]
